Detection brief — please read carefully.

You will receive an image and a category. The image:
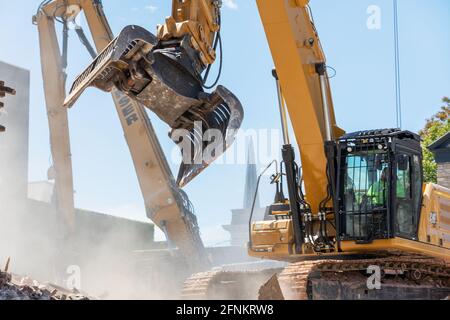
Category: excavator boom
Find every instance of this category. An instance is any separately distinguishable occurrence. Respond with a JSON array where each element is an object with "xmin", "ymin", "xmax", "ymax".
[{"xmin": 35, "ymin": 0, "xmax": 210, "ymax": 270}]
